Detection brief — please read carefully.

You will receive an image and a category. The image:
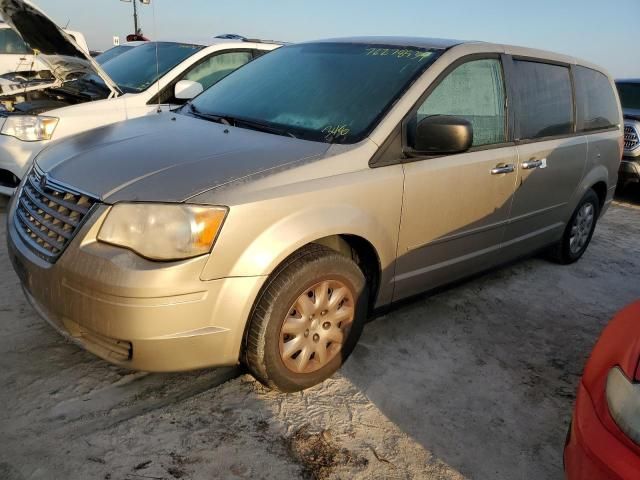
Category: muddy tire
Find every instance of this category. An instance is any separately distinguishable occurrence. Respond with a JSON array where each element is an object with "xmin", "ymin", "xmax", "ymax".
[
  {"xmin": 548, "ymin": 189, "xmax": 600, "ymax": 265},
  {"xmin": 244, "ymin": 244, "xmax": 367, "ymax": 392}
]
